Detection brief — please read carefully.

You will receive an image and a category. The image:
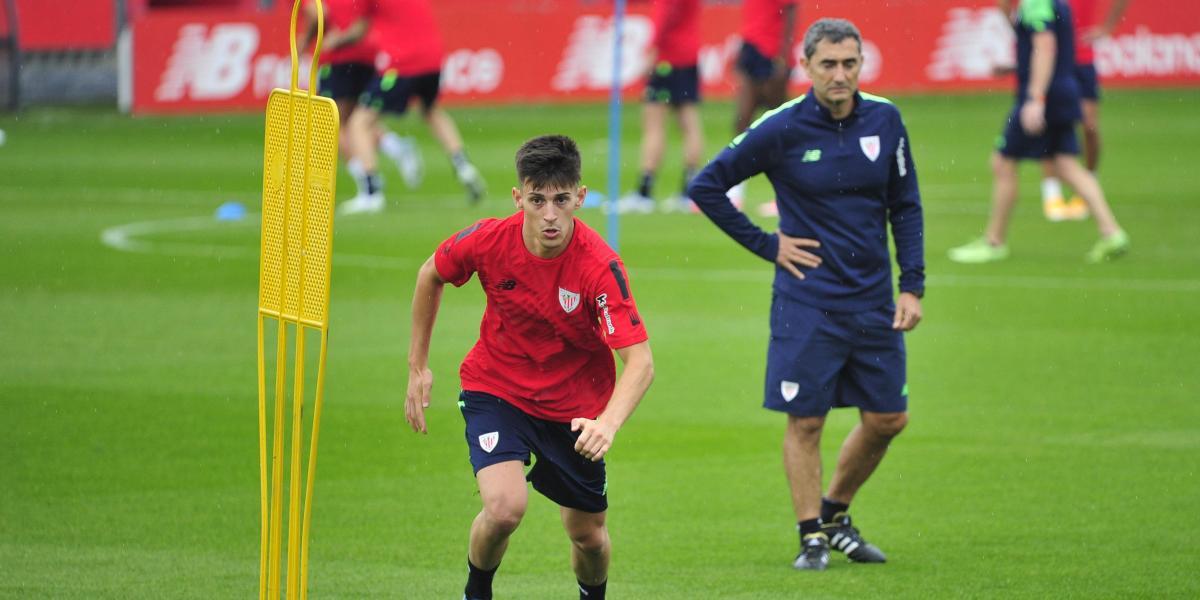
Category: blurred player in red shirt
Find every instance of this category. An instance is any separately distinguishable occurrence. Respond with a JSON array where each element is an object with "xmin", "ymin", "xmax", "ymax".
[
  {"xmin": 339, "ymin": 0, "xmax": 487, "ymax": 215},
  {"xmin": 405, "ymin": 135, "xmax": 654, "ymax": 600},
  {"xmin": 618, "ymin": 0, "xmax": 706, "ymax": 214},
  {"xmin": 1033, "ymin": 0, "xmax": 1131, "ymax": 221},
  {"xmin": 729, "ymin": 0, "xmax": 798, "ymax": 210},
  {"xmin": 298, "ymin": 0, "xmax": 424, "ymax": 202}
]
